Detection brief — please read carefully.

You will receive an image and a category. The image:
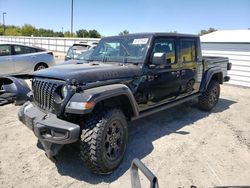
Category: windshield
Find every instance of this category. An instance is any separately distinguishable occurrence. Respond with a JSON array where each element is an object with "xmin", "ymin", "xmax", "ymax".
[
  {"xmin": 89, "ymin": 35, "xmax": 151, "ymax": 63},
  {"xmin": 77, "ymin": 49, "xmax": 94, "ymax": 60}
]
